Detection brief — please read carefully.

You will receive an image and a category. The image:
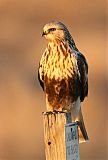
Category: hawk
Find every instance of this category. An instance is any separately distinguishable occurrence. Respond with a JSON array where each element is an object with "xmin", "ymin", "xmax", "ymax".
[{"xmin": 38, "ymin": 21, "xmax": 89, "ymax": 142}]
